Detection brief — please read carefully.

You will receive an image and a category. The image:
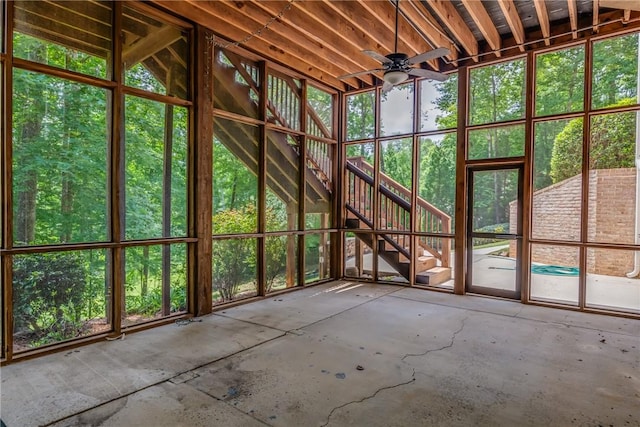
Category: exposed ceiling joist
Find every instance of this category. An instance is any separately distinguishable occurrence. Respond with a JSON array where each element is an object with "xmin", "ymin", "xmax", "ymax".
[
  {"xmin": 401, "ymin": 0, "xmax": 459, "ymax": 65},
  {"xmin": 599, "ymin": 0, "xmax": 640, "ymax": 11},
  {"xmin": 533, "ymin": 0, "xmax": 551, "ymax": 45},
  {"xmin": 123, "ymin": 24, "xmax": 183, "ymax": 69},
  {"xmin": 158, "ymin": 0, "xmax": 348, "ymax": 90},
  {"xmin": 228, "ymin": 1, "xmax": 375, "ymax": 86},
  {"xmin": 593, "ymin": 0, "xmax": 600, "ymax": 32},
  {"xmin": 497, "ymin": 0, "xmax": 526, "ymax": 51},
  {"xmin": 568, "ymin": 0, "xmax": 578, "ymax": 38},
  {"xmin": 426, "ymin": 0, "xmax": 479, "ymax": 61},
  {"xmin": 460, "ymin": 0, "xmax": 502, "ymax": 57}
]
